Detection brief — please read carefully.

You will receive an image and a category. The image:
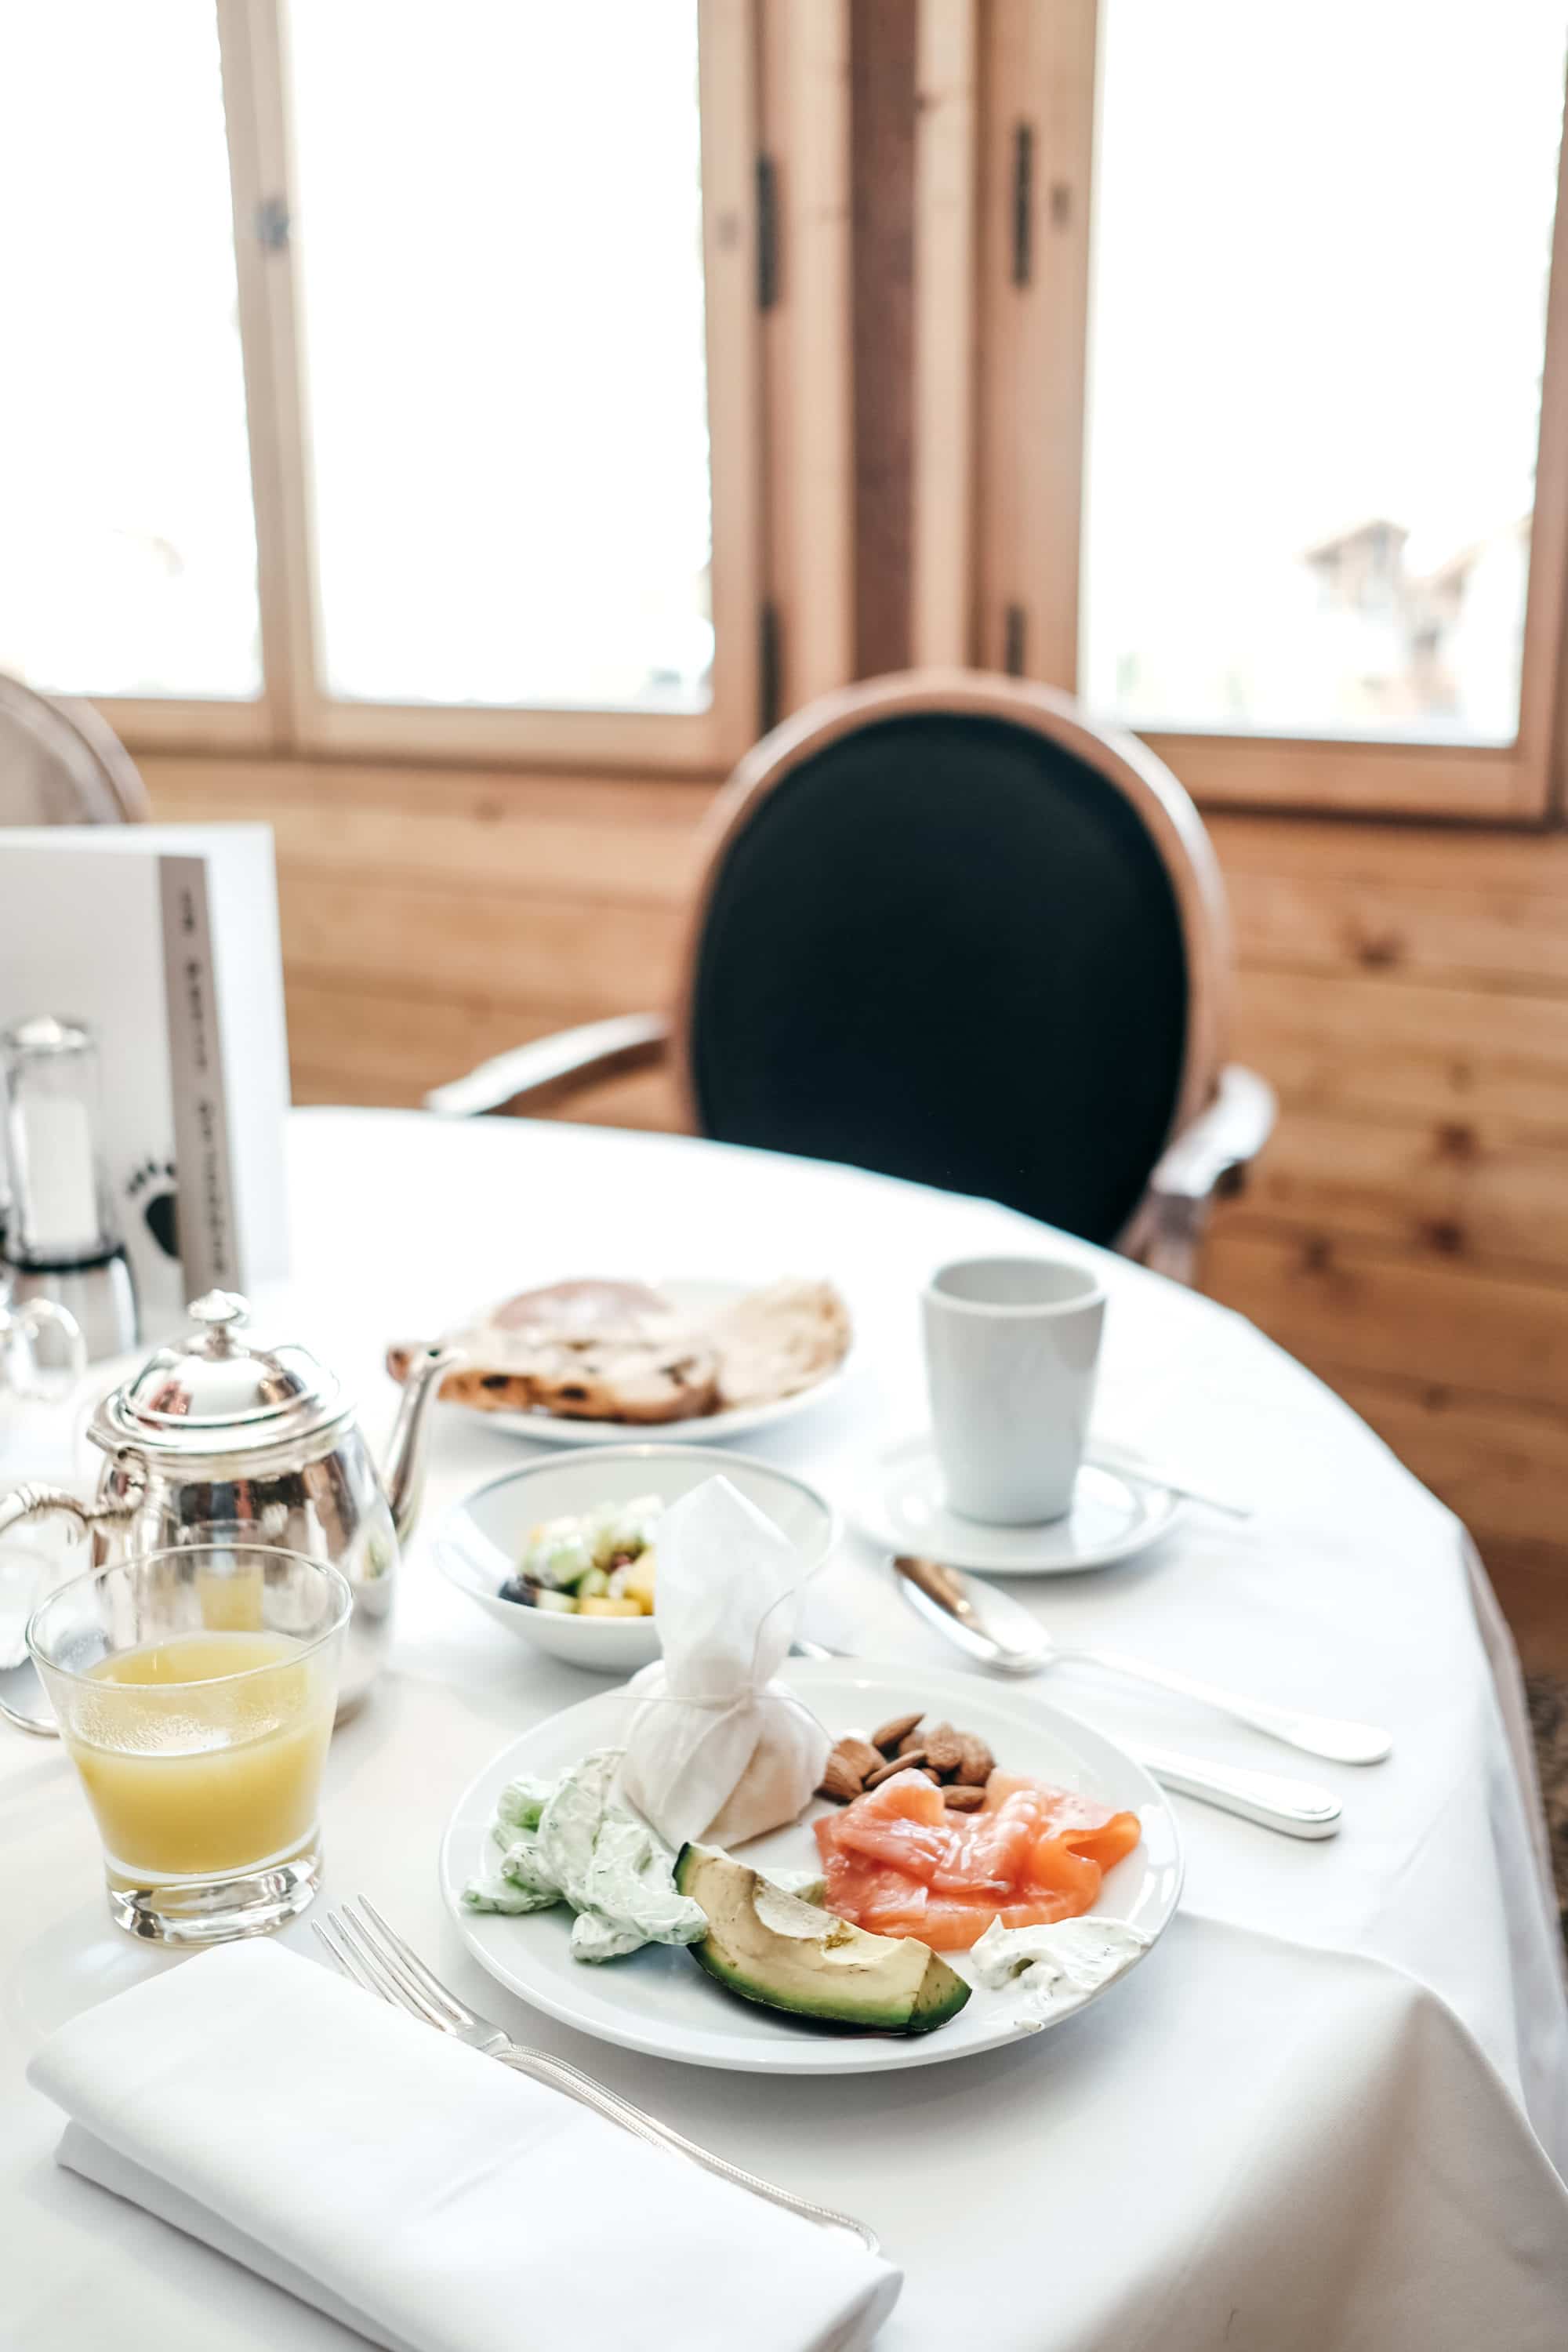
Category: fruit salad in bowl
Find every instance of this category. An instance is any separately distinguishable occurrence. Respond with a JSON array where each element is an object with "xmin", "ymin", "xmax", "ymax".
[
  {"xmin": 436, "ymin": 1444, "xmax": 840, "ymax": 1672},
  {"xmin": 501, "ymin": 1494, "xmax": 661, "ymax": 1620}
]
